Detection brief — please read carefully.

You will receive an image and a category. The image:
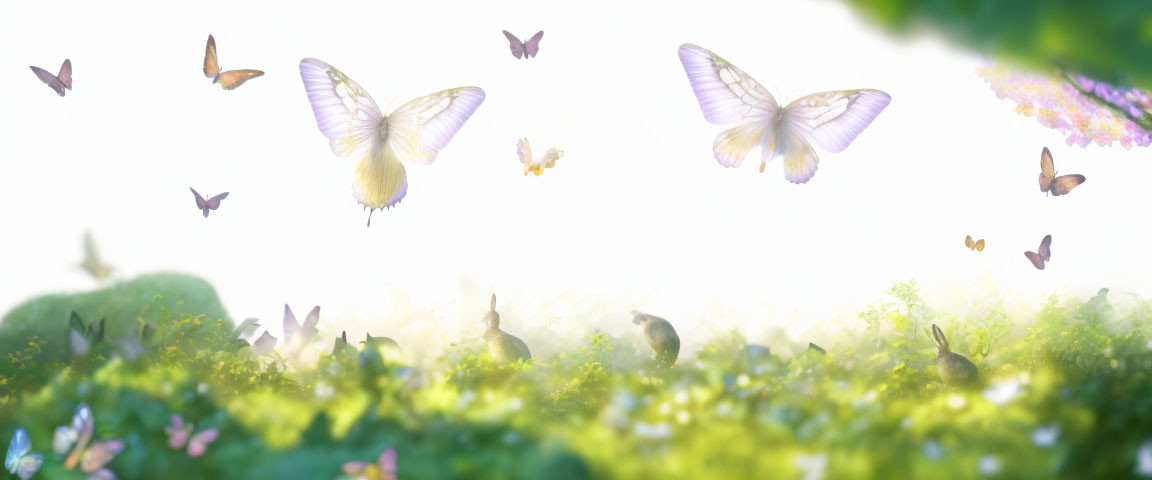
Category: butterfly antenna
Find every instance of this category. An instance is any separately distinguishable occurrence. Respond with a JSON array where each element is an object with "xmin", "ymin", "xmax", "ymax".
[{"xmin": 367, "ymin": 208, "xmax": 374, "ymax": 227}]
